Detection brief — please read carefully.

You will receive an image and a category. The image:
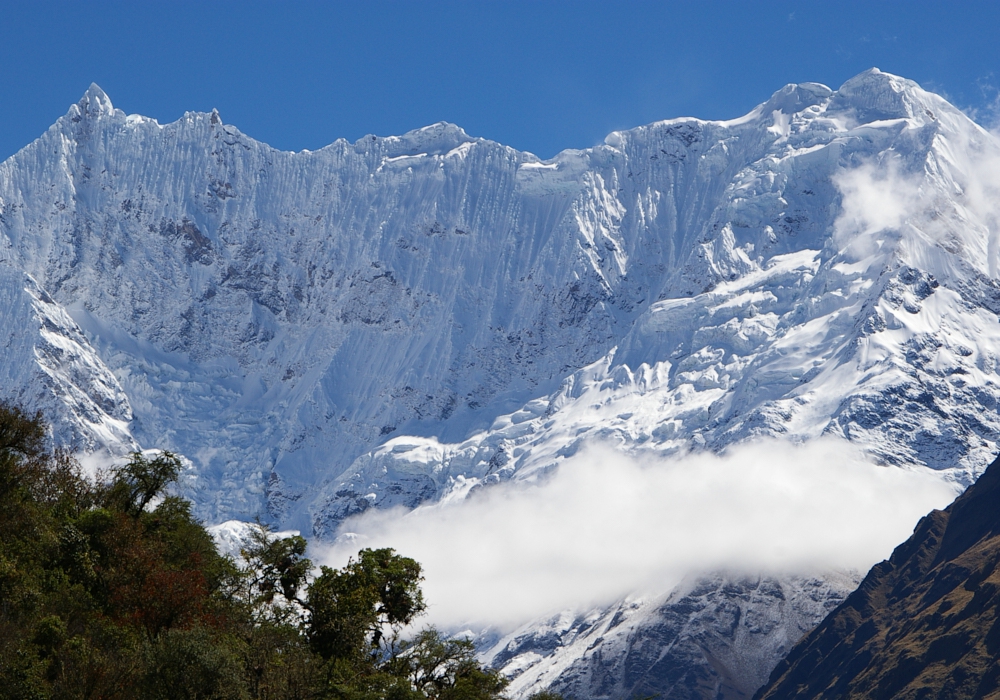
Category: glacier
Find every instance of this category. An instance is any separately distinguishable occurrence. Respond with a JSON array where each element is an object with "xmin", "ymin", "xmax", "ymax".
[
  {"xmin": 2, "ymin": 68, "xmax": 1000, "ymax": 697},
  {"xmin": 326, "ymin": 73, "xmax": 1000, "ymax": 536}
]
